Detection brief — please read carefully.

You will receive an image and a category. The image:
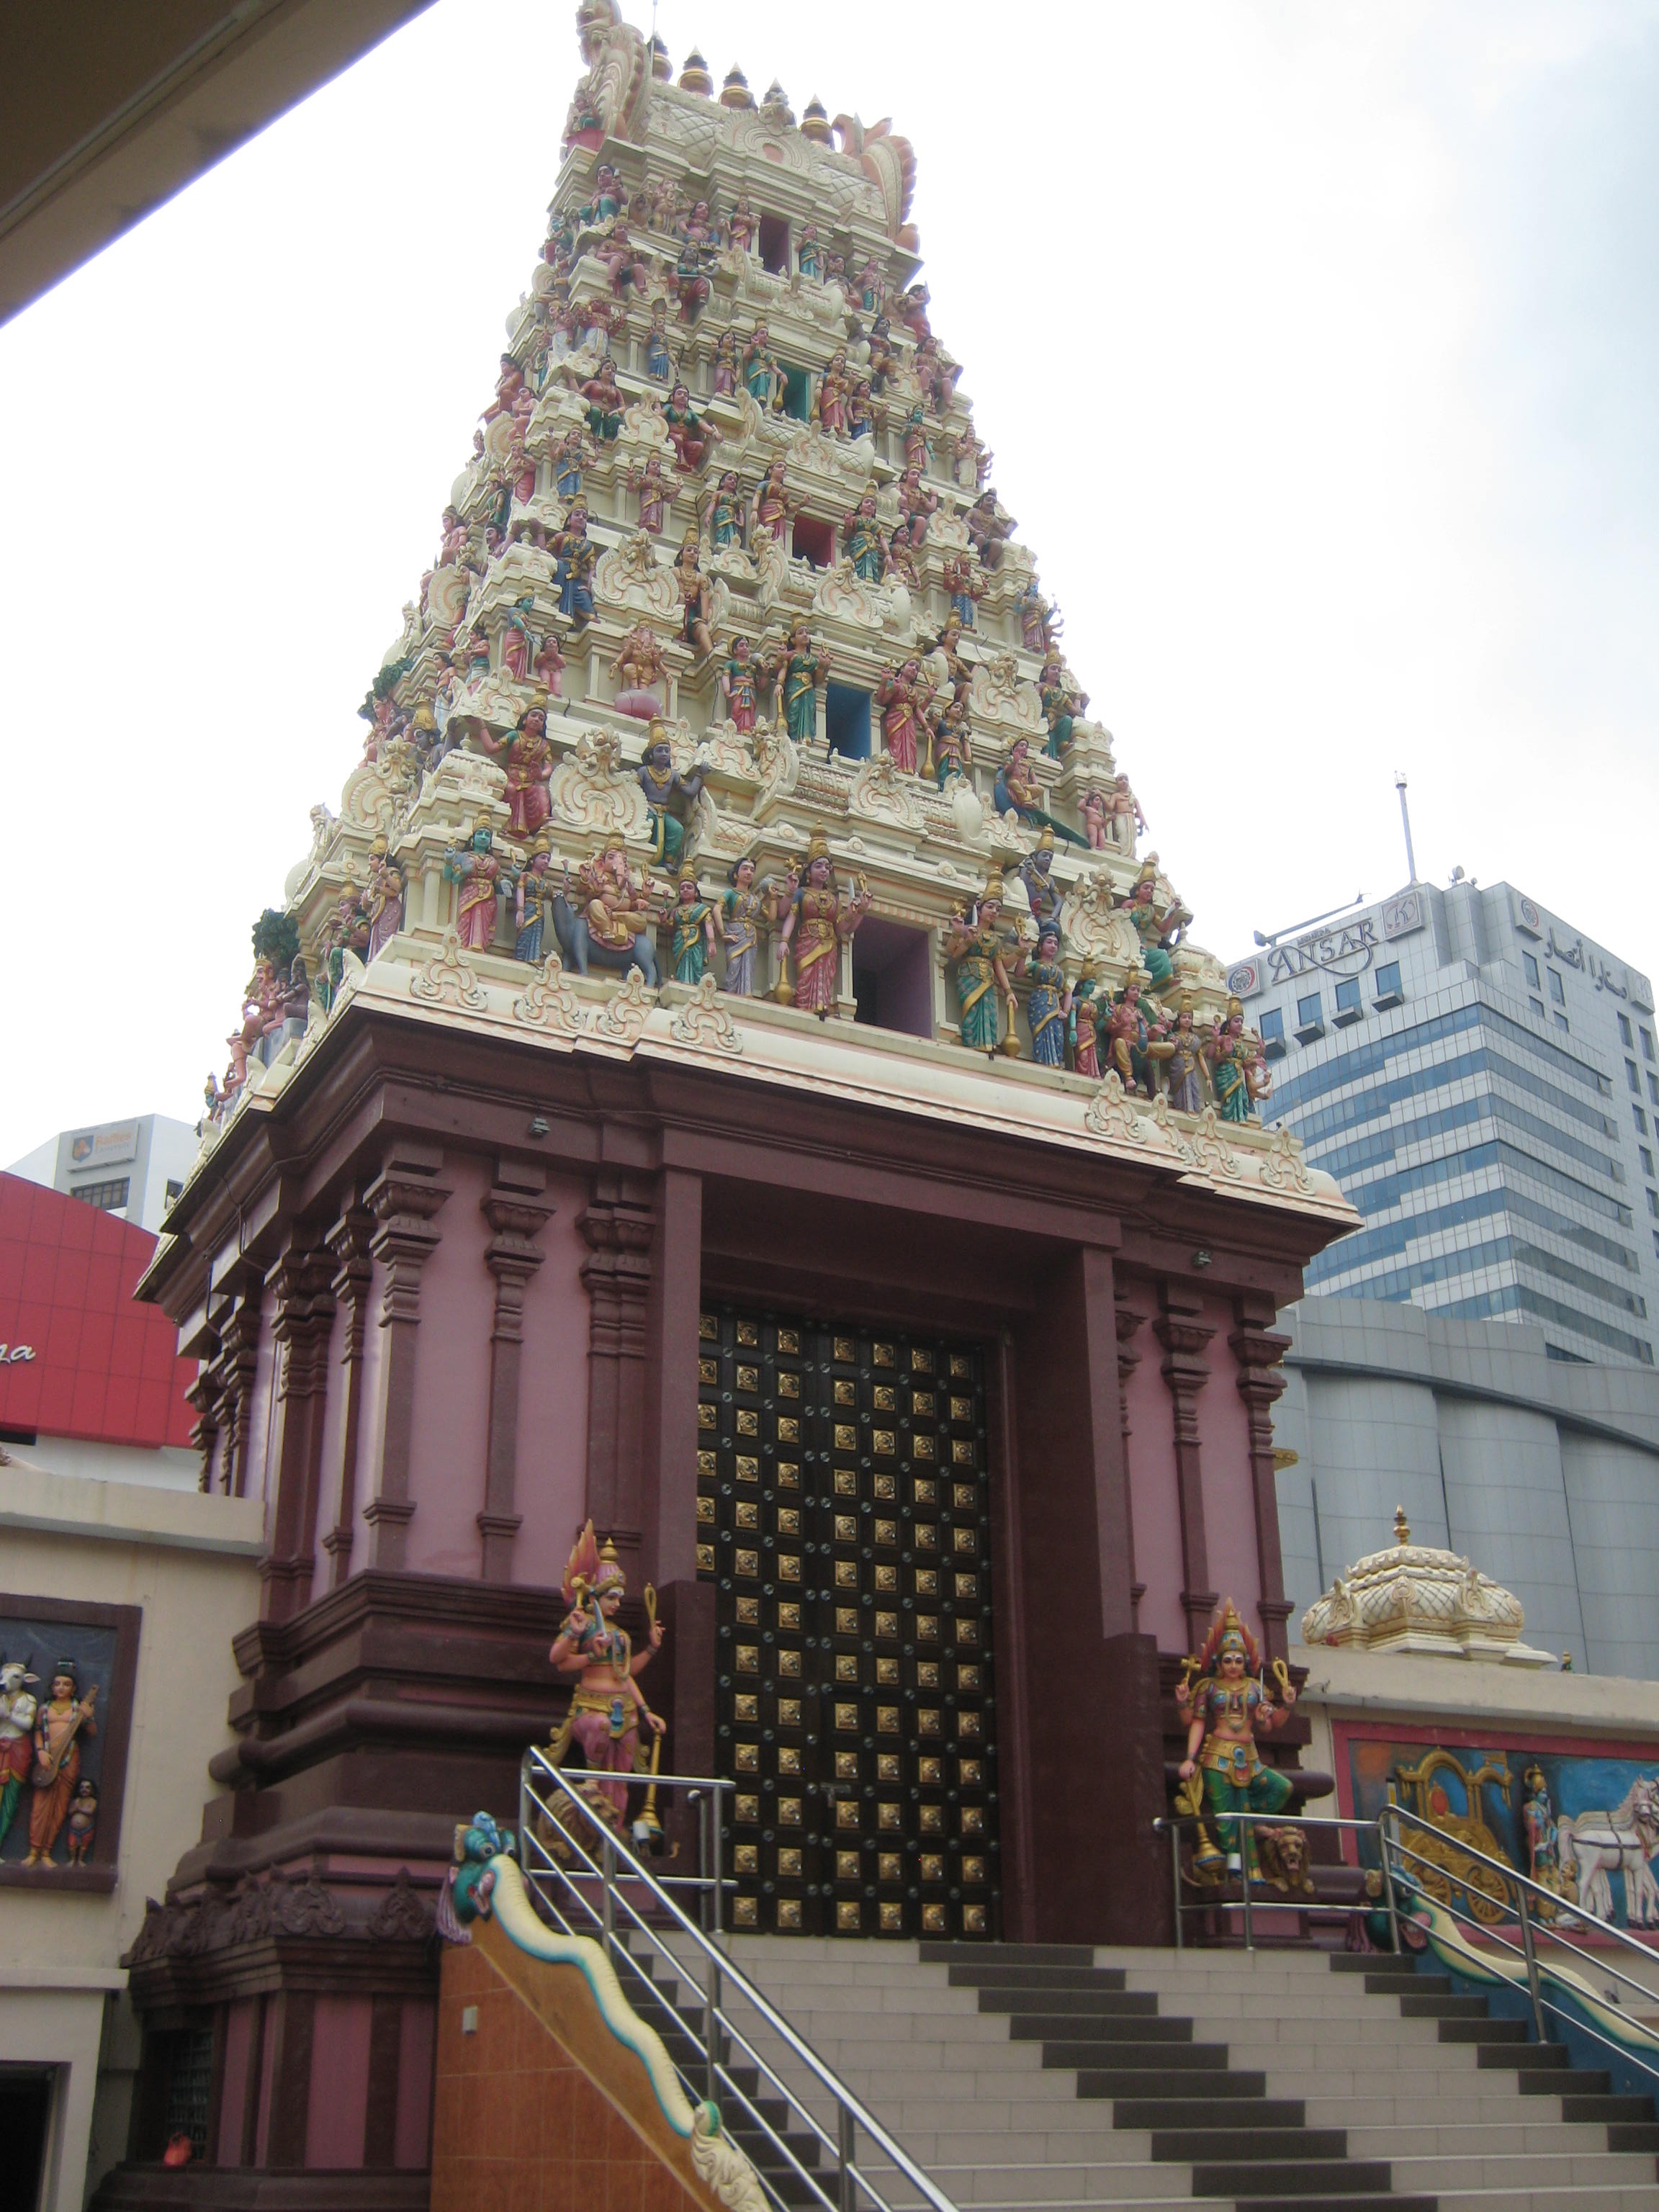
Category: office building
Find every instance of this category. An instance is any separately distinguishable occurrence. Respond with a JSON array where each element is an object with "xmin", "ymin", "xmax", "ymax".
[
  {"xmin": 6, "ymin": 1112, "xmax": 199, "ymax": 1236},
  {"xmin": 1228, "ymin": 878, "xmax": 1659, "ymax": 1365}
]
